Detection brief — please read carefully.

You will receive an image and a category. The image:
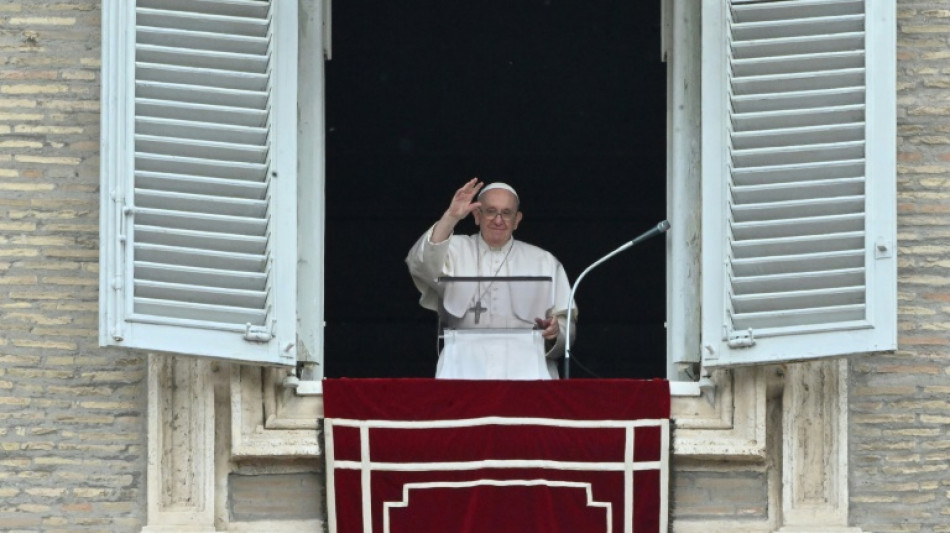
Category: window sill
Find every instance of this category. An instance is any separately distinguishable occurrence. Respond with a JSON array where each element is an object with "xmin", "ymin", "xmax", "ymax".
[
  {"xmin": 235, "ymin": 367, "xmax": 767, "ymax": 460},
  {"xmin": 287, "ymin": 378, "xmax": 702, "ymax": 398},
  {"xmin": 669, "ymin": 380, "xmax": 701, "ymax": 397}
]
